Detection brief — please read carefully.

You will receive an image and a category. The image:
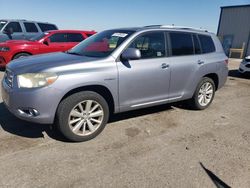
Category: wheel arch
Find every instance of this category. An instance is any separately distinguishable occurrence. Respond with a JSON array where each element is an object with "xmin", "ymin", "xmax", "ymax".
[
  {"xmin": 12, "ymin": 51, "xmax": 33, "ymax": 60},
  {"xmin": 203, "ymin": 73, "xmax": 219, "ymax": 90},
  {"xmin": 59, "ymin": 85, "xmax": 115, "ymax": 114}
]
